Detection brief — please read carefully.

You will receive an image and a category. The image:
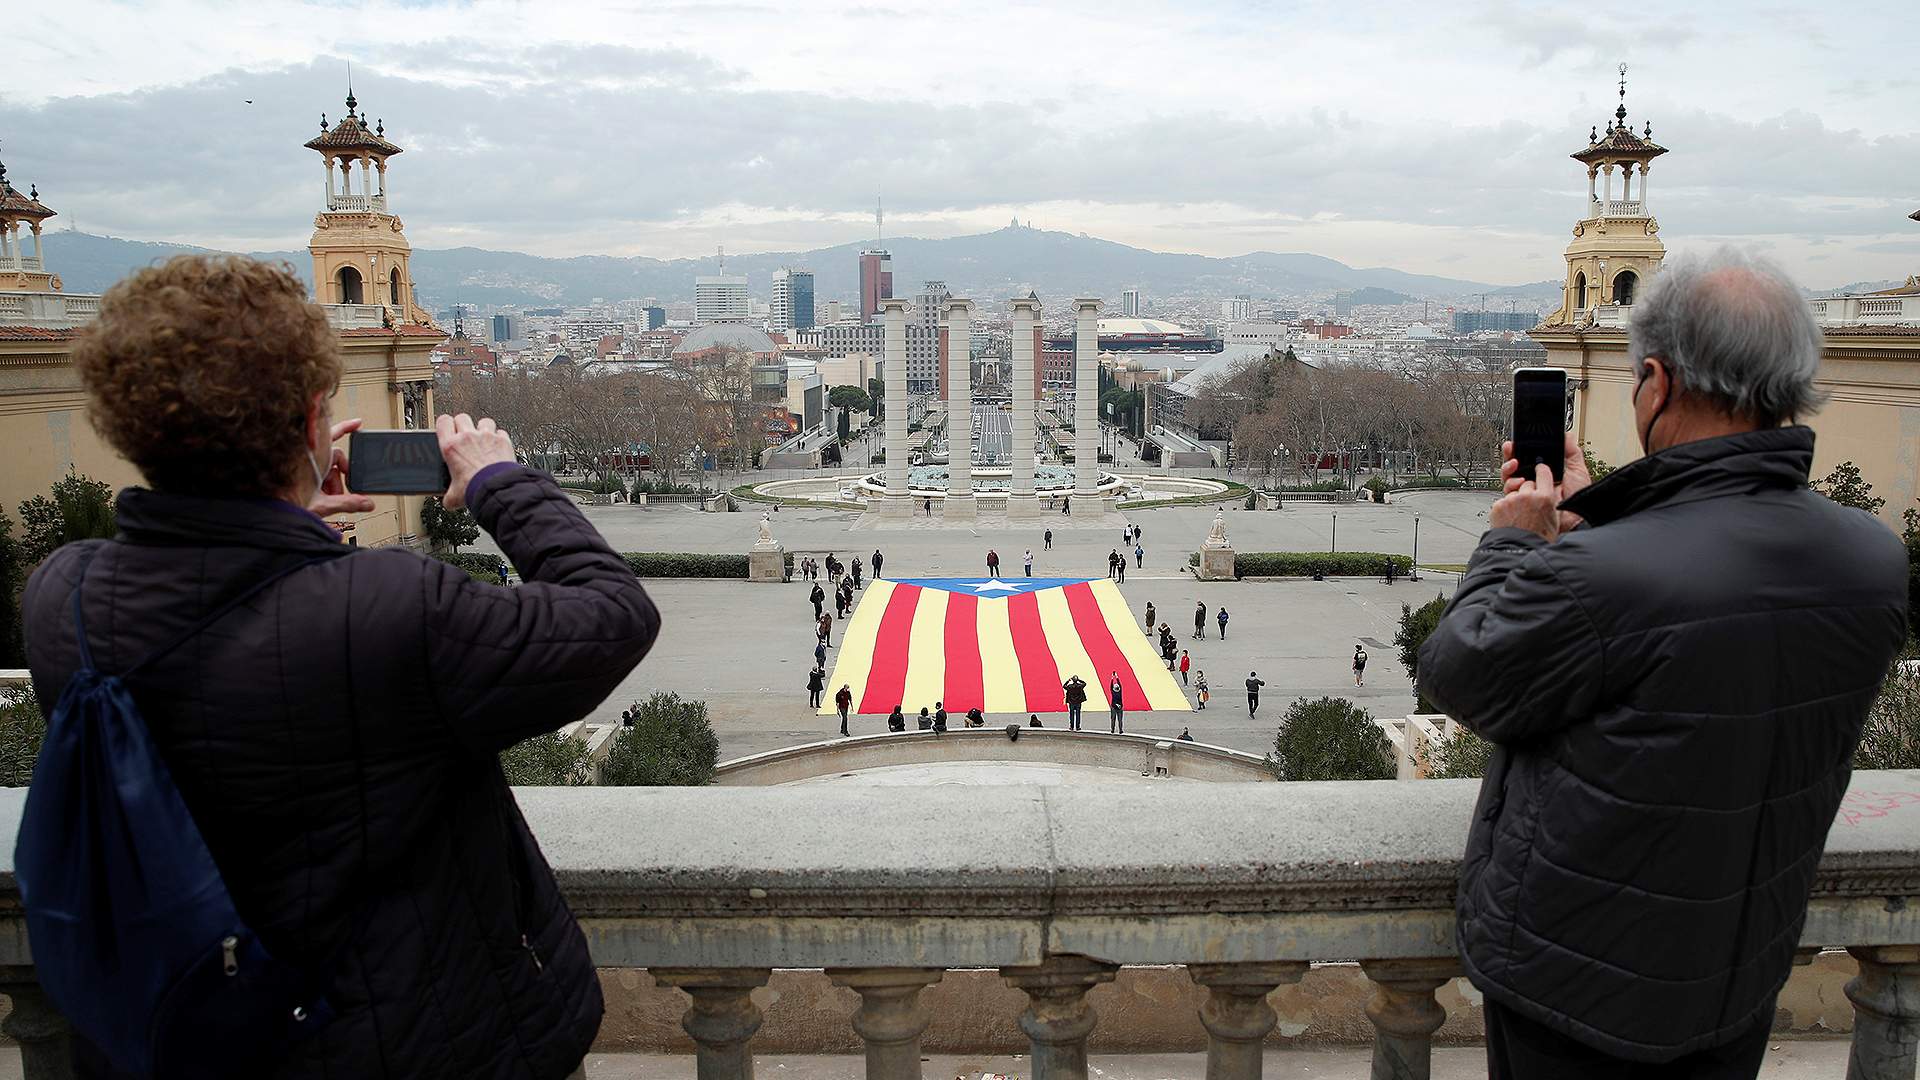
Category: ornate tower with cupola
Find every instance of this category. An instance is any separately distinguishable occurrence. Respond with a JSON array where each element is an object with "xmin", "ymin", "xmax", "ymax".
[
  {"xmin": 1544, "ymin": 65, "xmax": 1668, "ymax": 328},
  {"xmin": 0, "ymin": 153, "xmax": 60, "ymax": 294},
  {"xmin": 305, "ymin": 87, "xmax": 433, "ymax": 326}
]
